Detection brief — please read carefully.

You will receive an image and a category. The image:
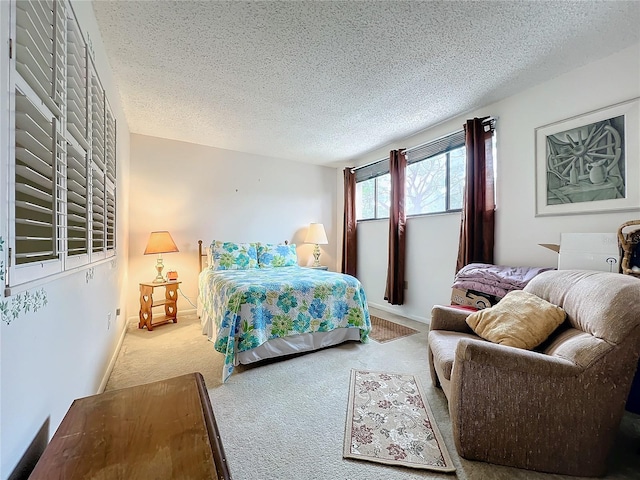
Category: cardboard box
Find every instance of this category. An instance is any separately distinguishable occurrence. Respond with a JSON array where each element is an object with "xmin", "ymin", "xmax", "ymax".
[
  {"xmin": 451, "ymin": 288, "xmax": 501, "ymax": 310},
  {"xmin": 539, "ymin": 233, "xmax": 619, "ymax": 272}
]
